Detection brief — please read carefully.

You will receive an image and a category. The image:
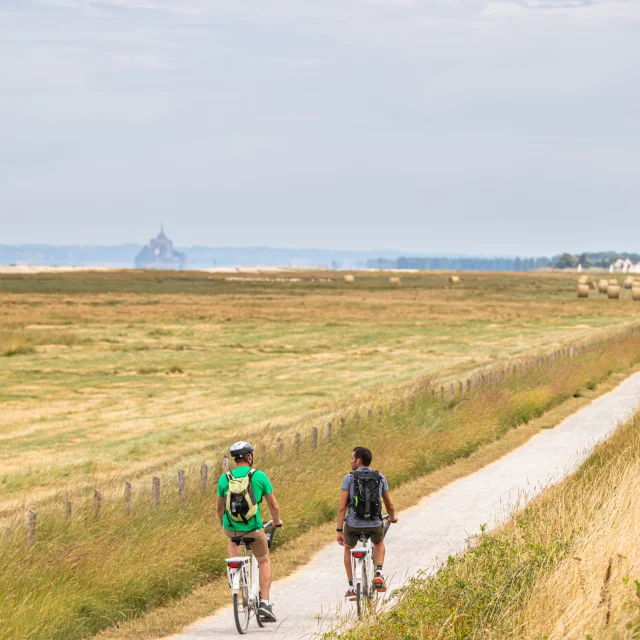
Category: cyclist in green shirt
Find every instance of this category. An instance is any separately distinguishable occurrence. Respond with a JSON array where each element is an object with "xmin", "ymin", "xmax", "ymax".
[{"xmin": 216, "ymin": 441, "xmax": 283, "ymax": 623}]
